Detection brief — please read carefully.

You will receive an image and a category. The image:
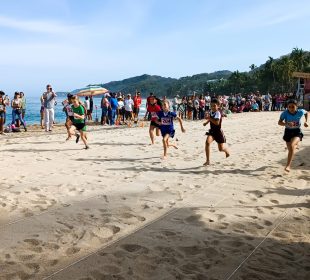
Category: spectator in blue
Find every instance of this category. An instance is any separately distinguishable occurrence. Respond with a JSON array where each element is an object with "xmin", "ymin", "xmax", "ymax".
[{"xmin": 109, "ymin": 93, "xmax": 118, "ymax": 125}]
